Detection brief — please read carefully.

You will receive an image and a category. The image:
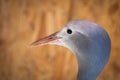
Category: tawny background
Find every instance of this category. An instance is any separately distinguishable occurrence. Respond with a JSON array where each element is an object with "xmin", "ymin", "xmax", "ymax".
[{"xmin": 0, "ymin": 0, "xmax": 120, "ymax": 80}]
